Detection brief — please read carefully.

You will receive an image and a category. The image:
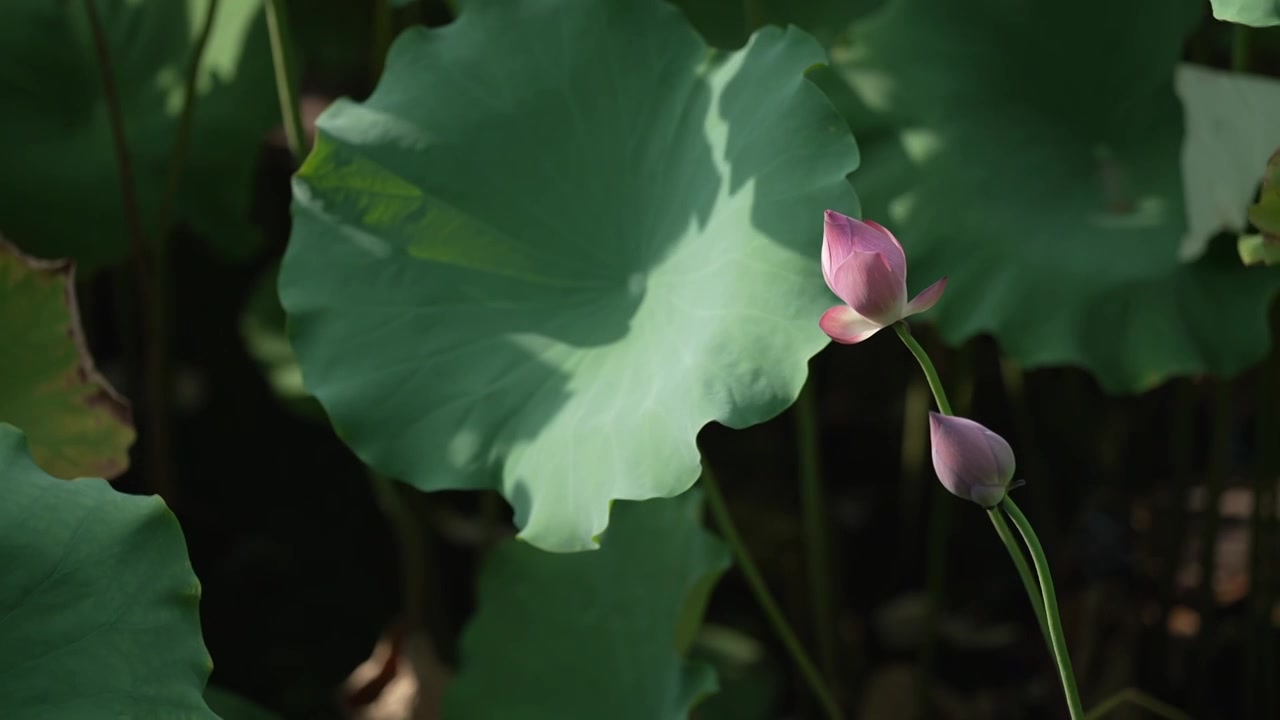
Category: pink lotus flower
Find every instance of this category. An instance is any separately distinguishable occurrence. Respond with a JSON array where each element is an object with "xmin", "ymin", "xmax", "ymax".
[
  {"xmin": 929, "ymin": 412, "xmax": 1017, "ymax": 507},
  {"xmin": 819, "ymin": 210, "xmax": 947, "ymax": 344}
]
